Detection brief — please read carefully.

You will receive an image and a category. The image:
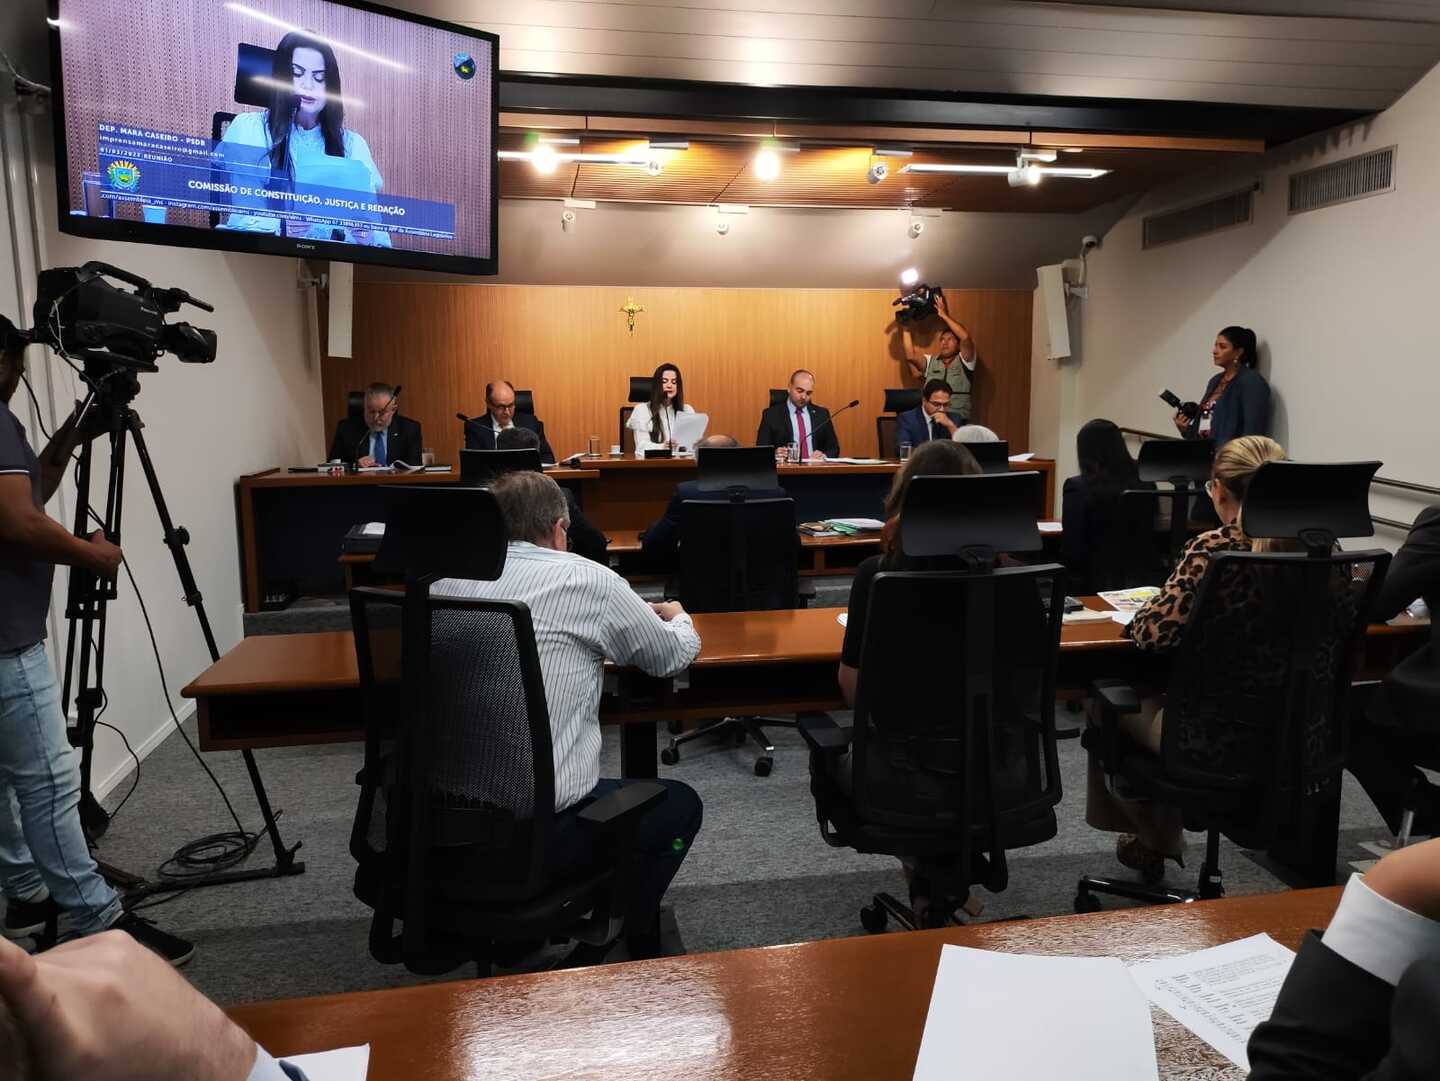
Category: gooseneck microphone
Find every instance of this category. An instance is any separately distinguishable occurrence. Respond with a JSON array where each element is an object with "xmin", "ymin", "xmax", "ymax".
[
  {"xmin": 803, "ymin": 398, "xmax": 861, "ymax": 452},
  {"xmin": 354, "ymin": 384, "xmax": 402, "ymax": 460}
]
